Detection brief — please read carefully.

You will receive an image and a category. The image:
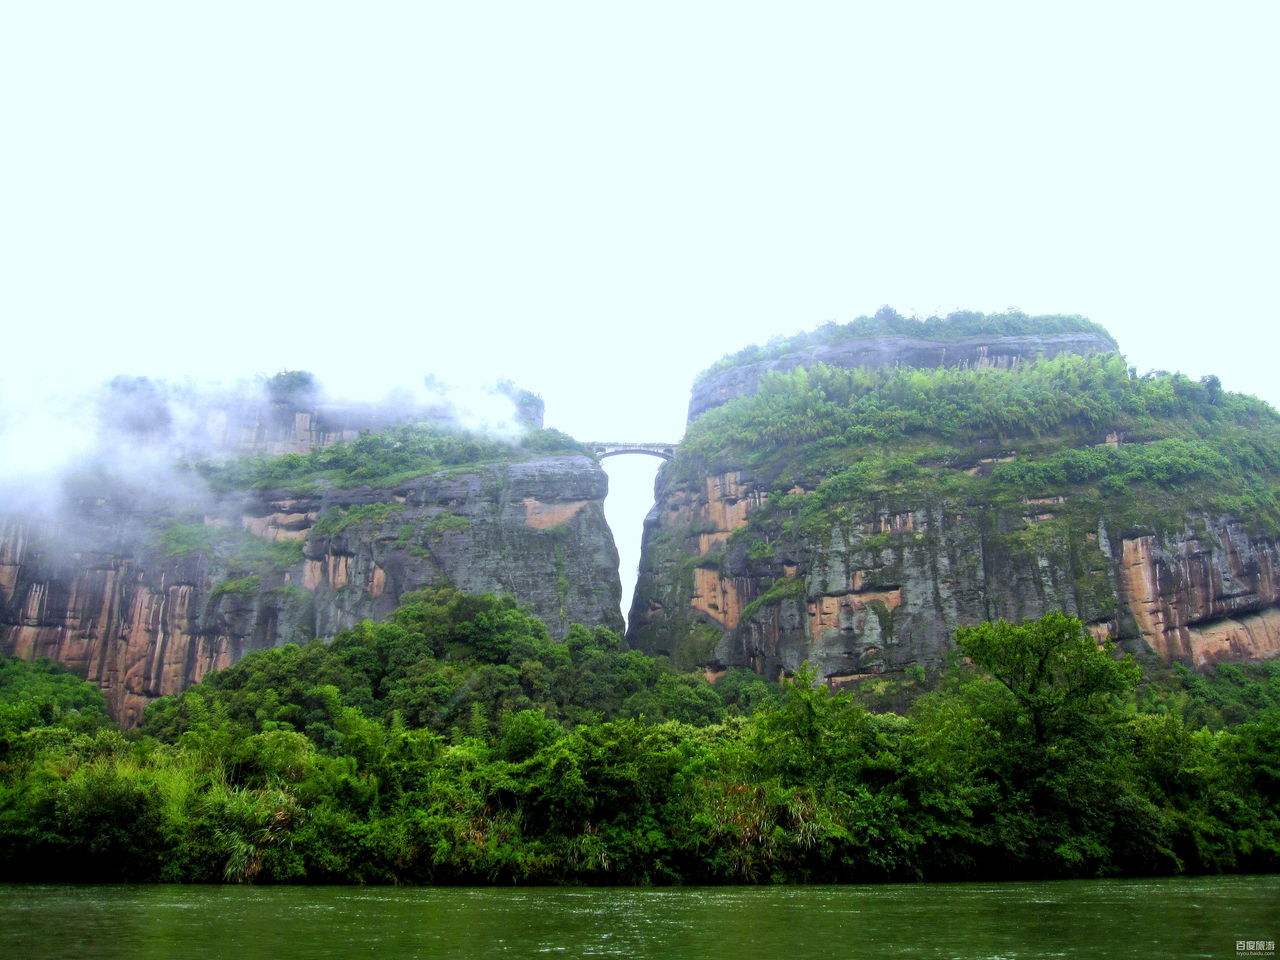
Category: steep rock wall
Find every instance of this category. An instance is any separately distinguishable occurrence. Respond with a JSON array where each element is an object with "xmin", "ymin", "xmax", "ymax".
[
  {"xmin": 0, "ymin": 521, "xmax": 298, "ymax": 727},
  {"xmin": 1, "ymin": 455, "xmax": 620, "ymax": 724},
  {"xmin": 1118, "ymin": 529, "xmax": 1280, "ymax": 664},
  {"xmin": 635, "ymin": 316, "xmax": 1278, "ymax": 680},
  {"xmin": 628, "ymin": 467, "xmax": 1280, "ymax": 680}
]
